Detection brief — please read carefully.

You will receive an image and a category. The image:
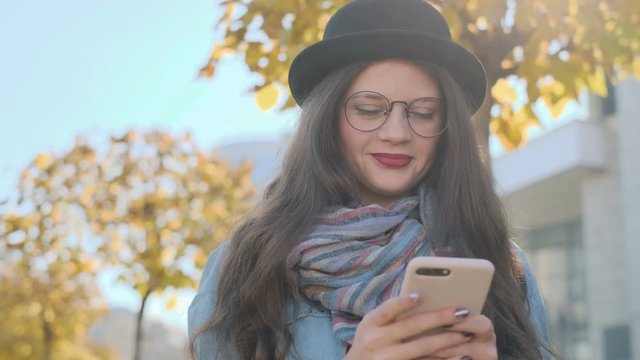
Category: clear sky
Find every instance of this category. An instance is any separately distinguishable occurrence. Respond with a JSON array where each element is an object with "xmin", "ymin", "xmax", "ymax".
[
  {"xmin": 0, "ymin": 0, "xmax": 298, "ymax": 194},
  {"xmin": 0, "ymin": 0, "xmax": 587, "ymax": 335}
]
